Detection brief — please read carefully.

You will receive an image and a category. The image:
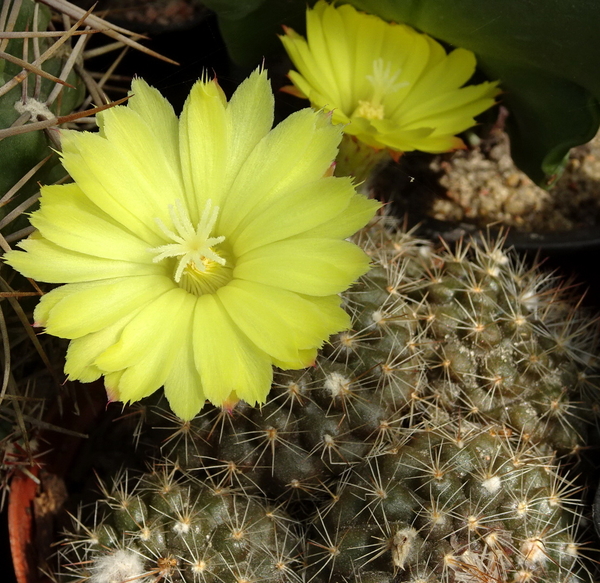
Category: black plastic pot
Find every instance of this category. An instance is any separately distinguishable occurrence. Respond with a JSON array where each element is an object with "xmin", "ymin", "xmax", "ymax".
[
  {"xmin": 406, "ymin": 215, "xmax": 600, "ymax": 308},
  {"xmin": 415, "ymin": 216, "xmax": 600, "ymax": 251}
]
